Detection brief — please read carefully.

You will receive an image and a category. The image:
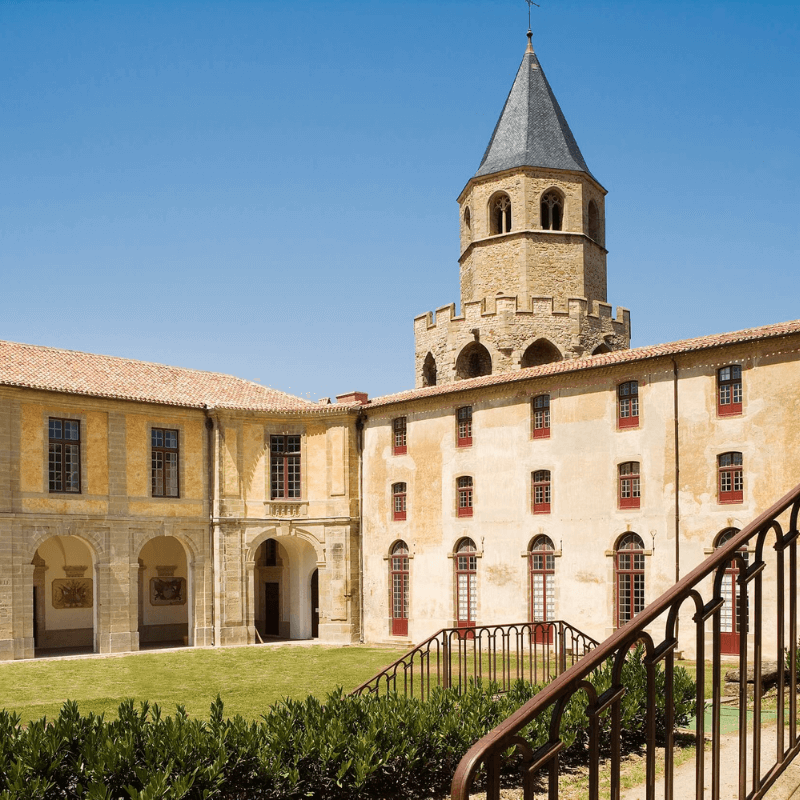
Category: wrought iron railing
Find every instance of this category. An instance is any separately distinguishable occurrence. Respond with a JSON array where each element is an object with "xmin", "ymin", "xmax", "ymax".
[
  {"xmin": 351, "ymin": 621, "xmax": 598, "ymax": 699},
  {"xmin": 451, "ymin": 482, "xmax": 800, "ymax": 800}
]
